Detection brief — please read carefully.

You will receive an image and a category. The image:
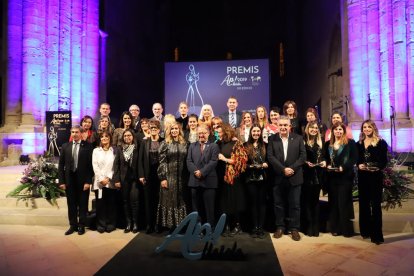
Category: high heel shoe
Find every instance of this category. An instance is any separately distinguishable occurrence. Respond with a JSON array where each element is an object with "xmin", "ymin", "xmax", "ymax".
[
  {"xmin": 132, "ymin": 223, "xmax": 139, "ymax": 233},
  {"xmin": 124, "ymin": 223, "xmax": 132, "ymax": 233},
  {"xmin": 230, "ymin": 223, "xmax": 242, "ymax": 236}
]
